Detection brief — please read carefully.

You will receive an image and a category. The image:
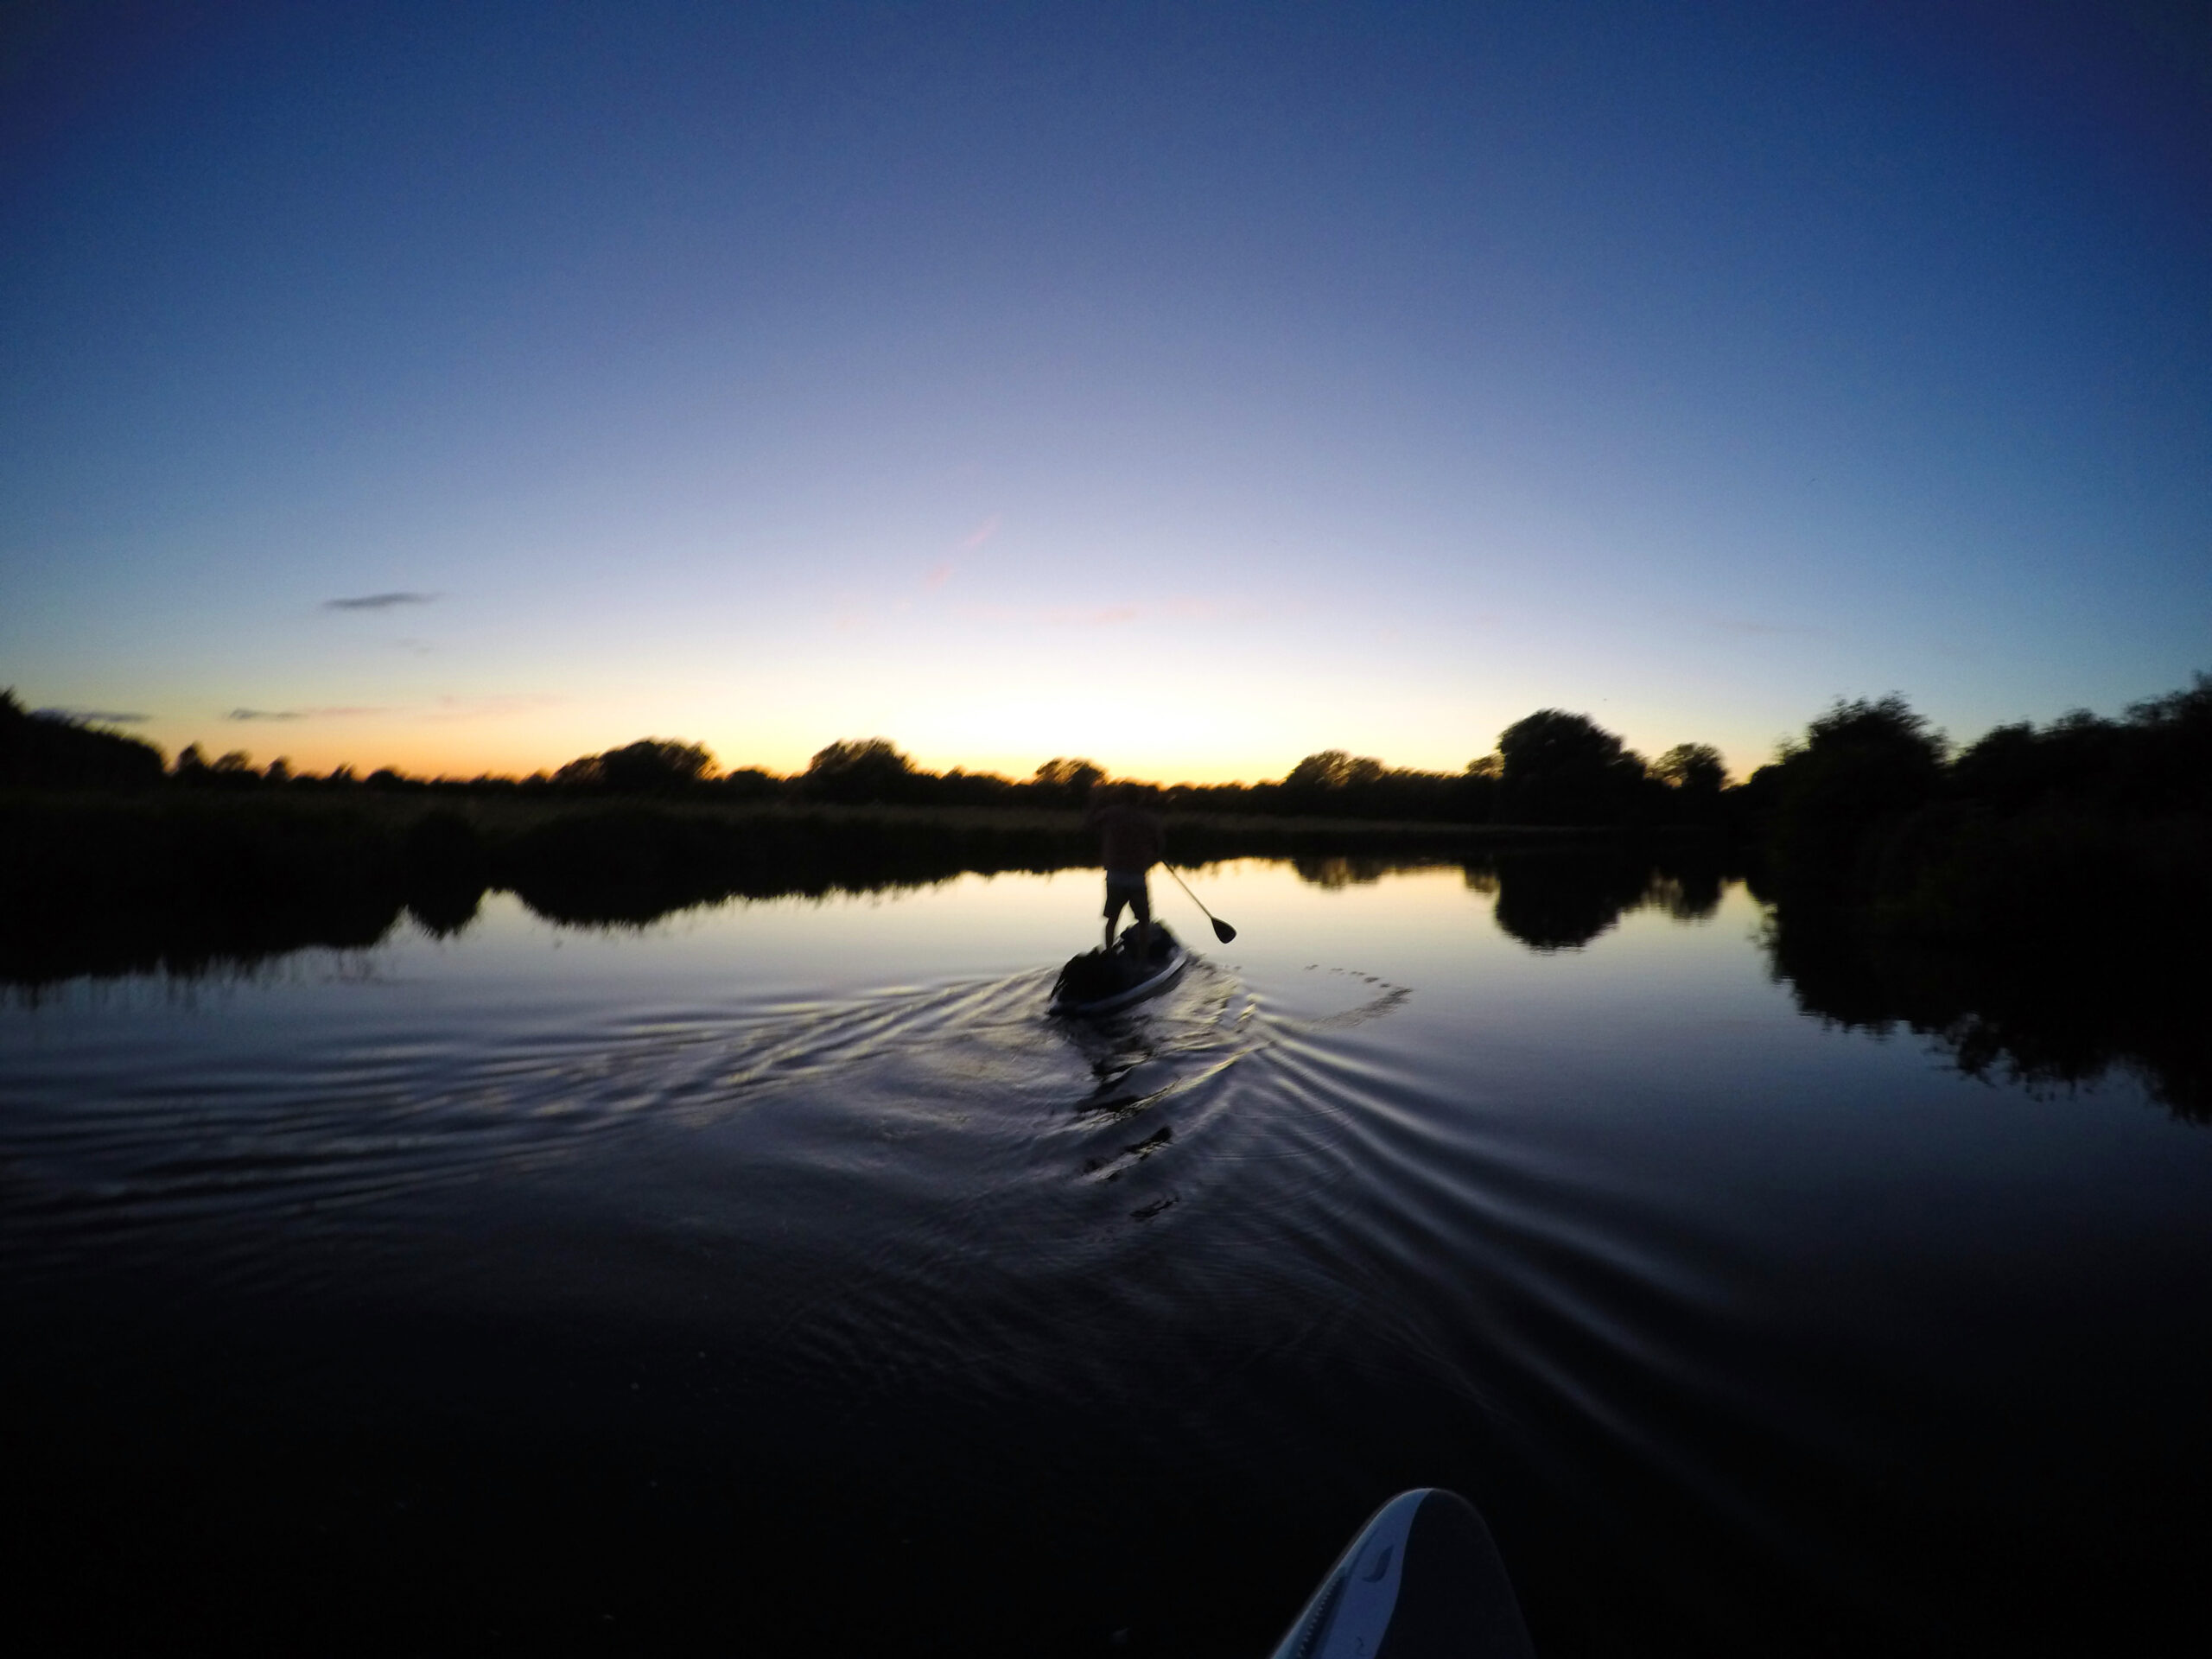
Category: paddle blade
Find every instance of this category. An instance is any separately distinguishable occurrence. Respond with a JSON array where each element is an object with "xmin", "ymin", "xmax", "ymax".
[{"xmin": 1211, "ymin": 918, "xmax": 1237, "ymax": 944}]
